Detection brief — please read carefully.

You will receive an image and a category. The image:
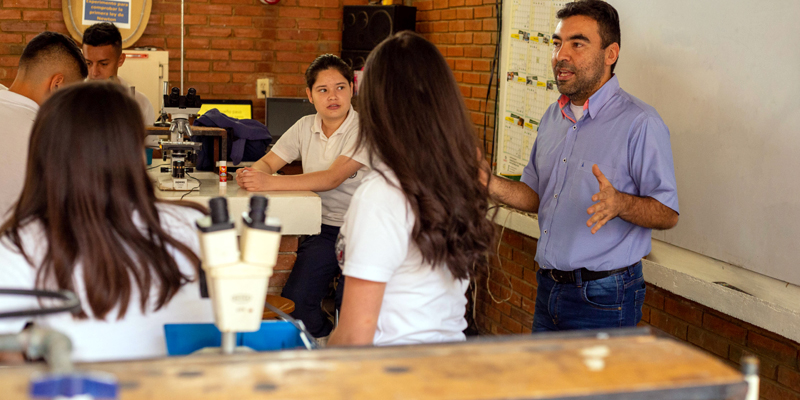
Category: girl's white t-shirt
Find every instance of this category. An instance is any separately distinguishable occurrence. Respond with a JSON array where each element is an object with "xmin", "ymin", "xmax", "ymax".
[
  {"xmin": 0, "ymin": 203, "xmax": 214, "ymax": 362},
  {"xmin": 338, "ymin": 168, "xmax": 469, "ymax": 346}
]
